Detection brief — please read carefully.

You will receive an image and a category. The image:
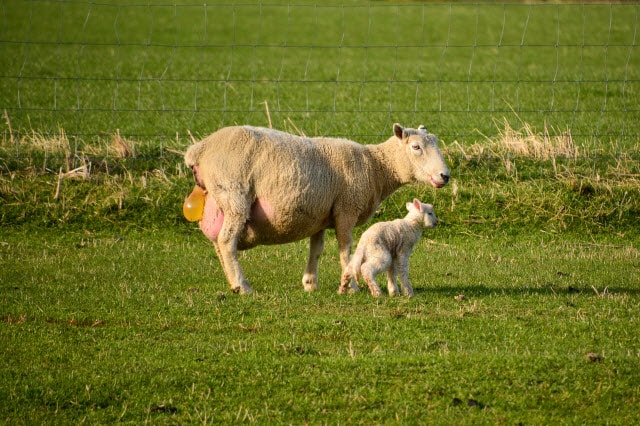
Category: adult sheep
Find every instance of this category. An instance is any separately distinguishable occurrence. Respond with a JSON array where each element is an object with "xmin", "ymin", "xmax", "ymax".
[{"xmin": 184, "ymin": 123, "xmax": 450, "ymax": 294}]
